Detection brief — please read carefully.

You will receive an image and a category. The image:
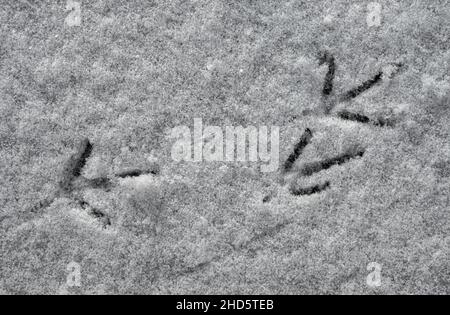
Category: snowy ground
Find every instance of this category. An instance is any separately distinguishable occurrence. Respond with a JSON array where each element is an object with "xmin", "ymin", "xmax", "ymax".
[{"xmin": 0, "ymin": 0, "xmax": 449, "ymax": 294}]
